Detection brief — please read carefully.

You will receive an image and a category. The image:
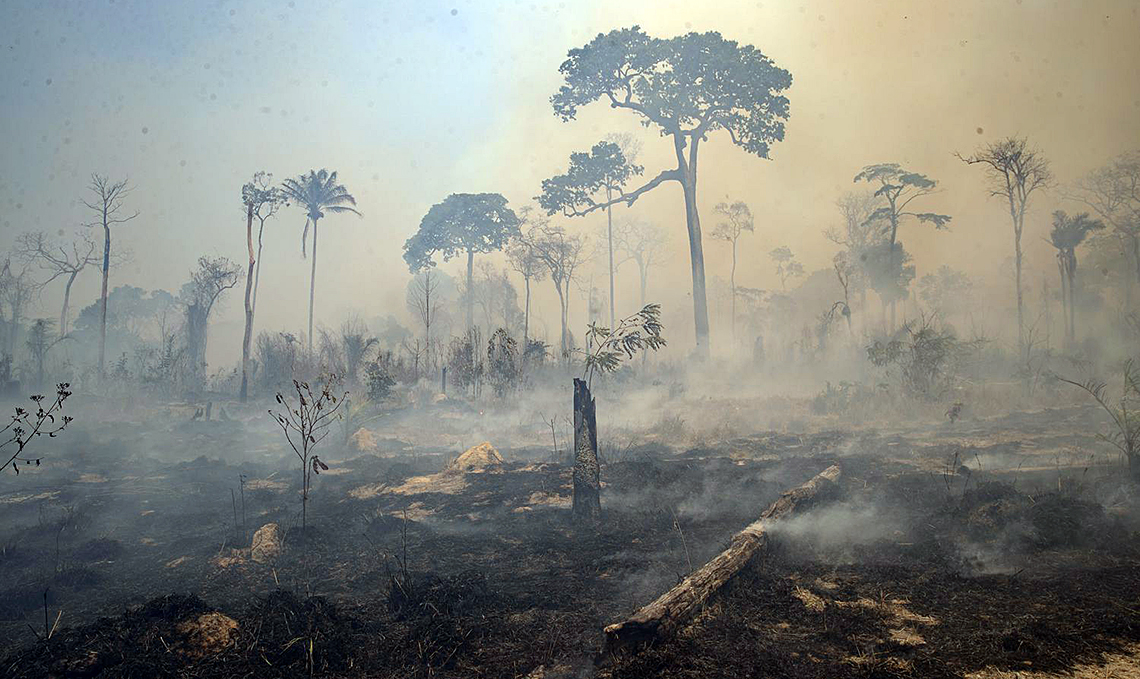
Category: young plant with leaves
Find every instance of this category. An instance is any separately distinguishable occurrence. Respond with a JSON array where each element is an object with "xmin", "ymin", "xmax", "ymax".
[
  {"xmin": 580, "ymin": 303, "xmax": 667, "ymax": 388},
  {"xmin": 268, "ymin": 374, "xmax": 347, "ymax": 531},
  {"xmin": 1056, "ymin": 360, "xmax": 1140, "ymax": 482},
  {"xmin": 1, "ymin": 383, "xmax": 74, "ymax": 475}
]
